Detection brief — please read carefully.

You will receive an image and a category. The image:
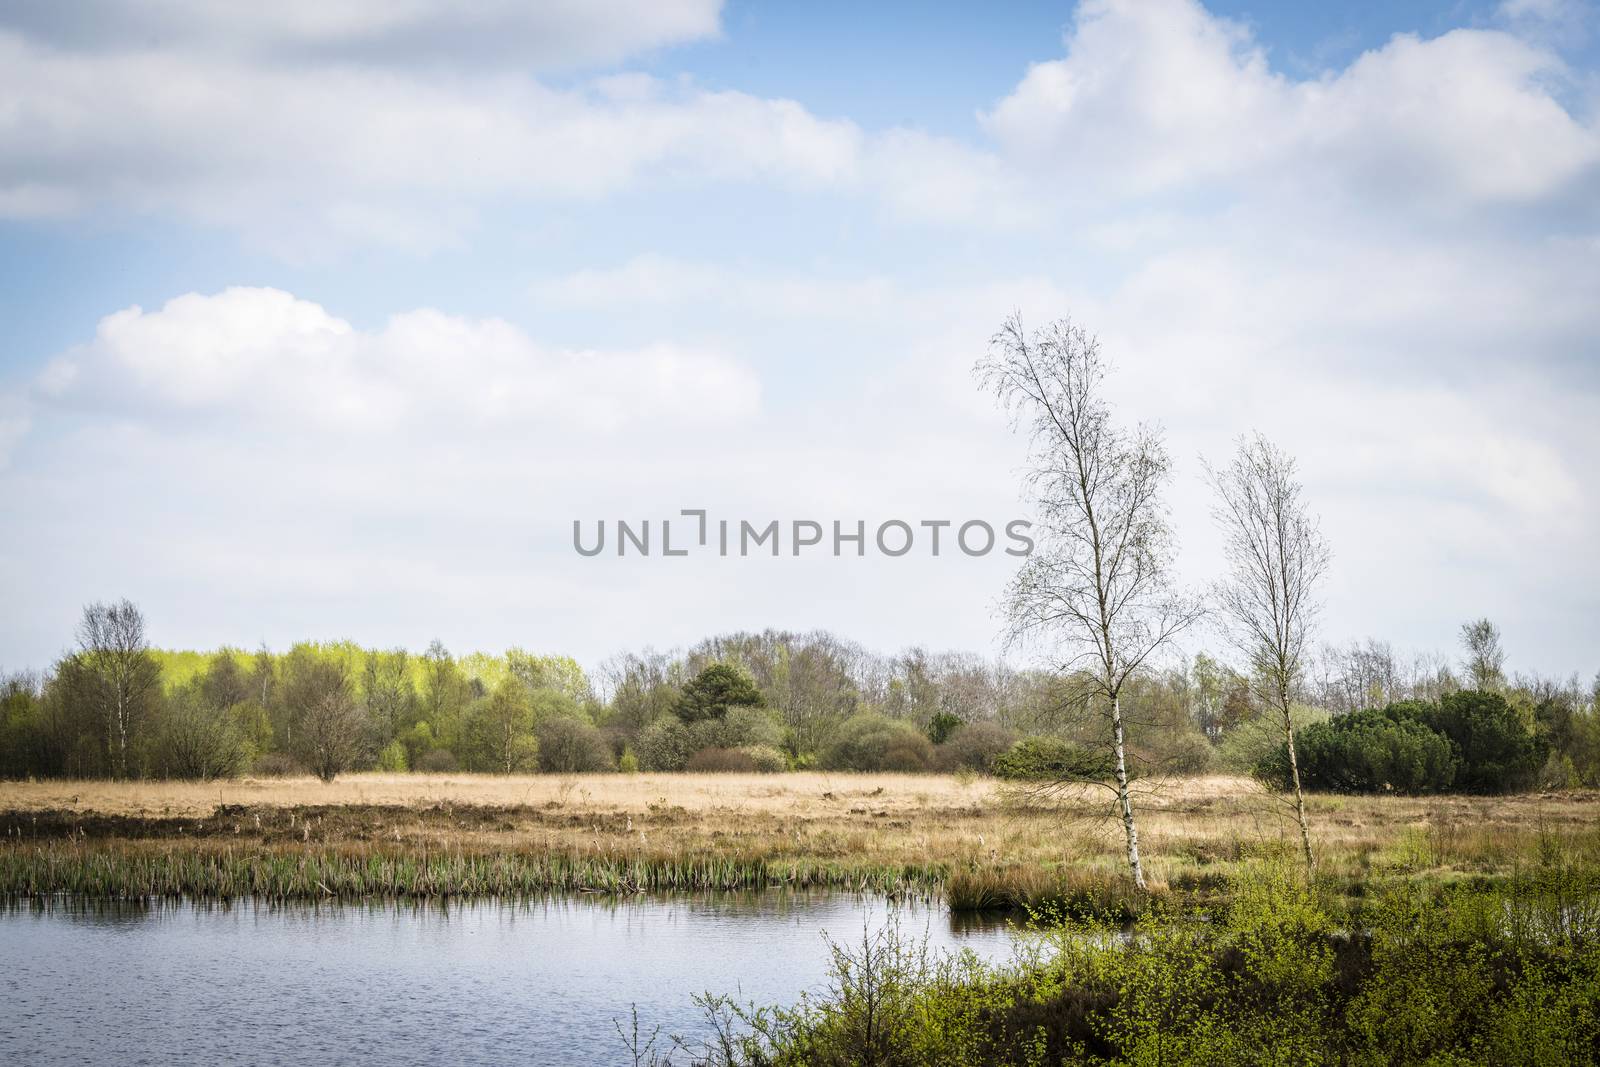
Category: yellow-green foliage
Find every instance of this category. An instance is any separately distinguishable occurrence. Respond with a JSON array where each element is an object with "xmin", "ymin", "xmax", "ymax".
[
  {"xmin": 152, "ymin": 644, "xmax": 591, "ymax": 701},
  {"xmin": 698, "ymin": 861, "xmax": 1600, "ymax": 1065}
]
